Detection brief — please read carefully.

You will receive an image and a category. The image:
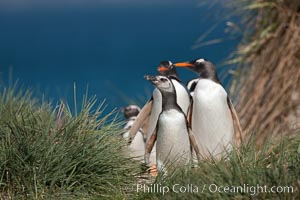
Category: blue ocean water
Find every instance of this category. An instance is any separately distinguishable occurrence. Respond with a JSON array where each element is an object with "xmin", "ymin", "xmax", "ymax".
[{"xmin": 0, "ymin": 2, "xmax": 239, "ymax": 113}]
